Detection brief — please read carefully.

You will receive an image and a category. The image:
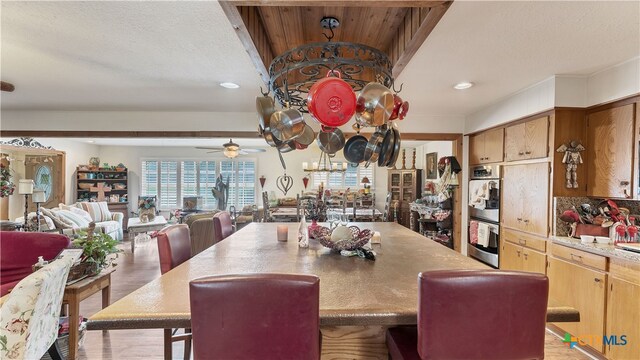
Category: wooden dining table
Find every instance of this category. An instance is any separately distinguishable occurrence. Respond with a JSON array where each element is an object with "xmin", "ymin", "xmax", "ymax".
[{"xmin": 88, "ymin": 222, "xmax": 579, "ymax": 359}]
